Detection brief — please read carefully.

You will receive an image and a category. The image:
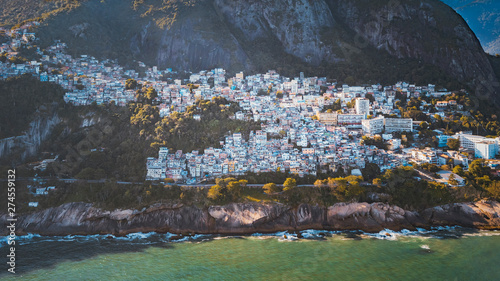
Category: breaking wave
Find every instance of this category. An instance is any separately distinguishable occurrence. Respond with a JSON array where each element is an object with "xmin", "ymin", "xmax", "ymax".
[{"xmin": 1, "ymin": 226, "xmax": 498, "ymax": 247}]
